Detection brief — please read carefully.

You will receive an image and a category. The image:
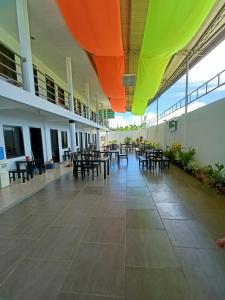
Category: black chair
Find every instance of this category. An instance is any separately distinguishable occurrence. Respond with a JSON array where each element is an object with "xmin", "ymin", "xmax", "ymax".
[
  {"xmin": 80, "ymin": 157, "xmax": 99, "ymax": 180},
  {"xmin": 117, "ymin": 147, "xmax": 128, "ymax": 164},
  {"xmin": 34, "ymin": 159, "xmax": 46, "ymax": 175},
  {"xmin": 9, "ymin": 169, "xmax": 29, "ymax": 183},
  {"xmin": 149, "ymin": 149, "xmax": 164, "ymax": 170}
]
